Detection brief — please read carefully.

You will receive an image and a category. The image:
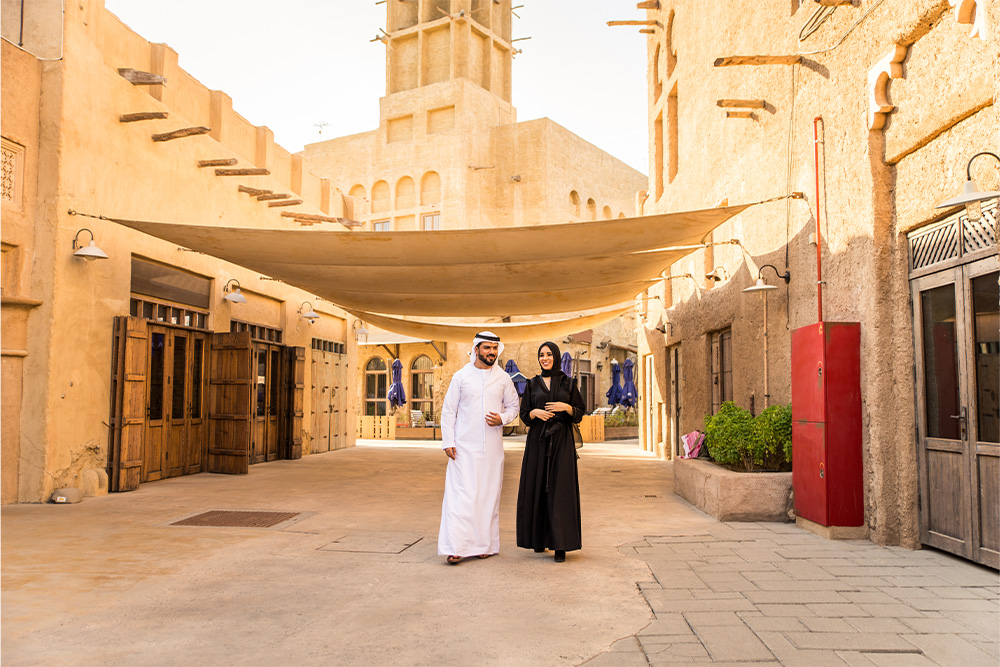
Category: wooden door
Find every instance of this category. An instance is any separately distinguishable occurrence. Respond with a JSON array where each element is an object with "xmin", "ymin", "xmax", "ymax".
[
  {"xmin": 187, "ymin": 335, "xmax": 207, "ymax": 474},
  {"xmin": 207, "ymin": 331, "xmax": 252, "ymax": 474},
  {"xmin": 166, "ymin": 330, "xmax": 188, "ymax": 478},
  {"xmin": 285, "ymin": 346, "xmax": 305, "ymax": 460},
  {"xmin": 912, "ymin": 259, "xmax": 999, "ymax": 568},
  {"xmin": 332, "ymin": 352, "xmax": 347, "ymax": 449},
  {"xmin": 109, "ymin": 316, "xmax": 147, "ymax": 492},
  {"xmin": 311, "ymin": 347, "xmax": 332, "ymax": 453},
  {"xmin": 144, "ymin": 327, "xmax": 168, "ymax": 481},
  {"xmin": 251, "ymin": 343, "xmax": 283, "ymax": 463}
]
